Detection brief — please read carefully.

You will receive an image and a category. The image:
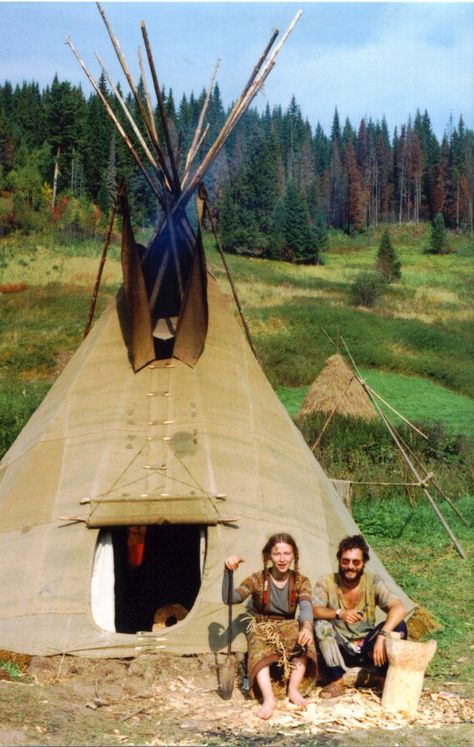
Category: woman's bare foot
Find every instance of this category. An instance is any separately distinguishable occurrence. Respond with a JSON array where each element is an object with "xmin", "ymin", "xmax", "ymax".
[
  {"xmin": 288, "ymin": 689, "xmax": 307, "ymax": 707},
  {"xmin": 256, "ymin": 698, "xmax": 275, "ymax": 719}
]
